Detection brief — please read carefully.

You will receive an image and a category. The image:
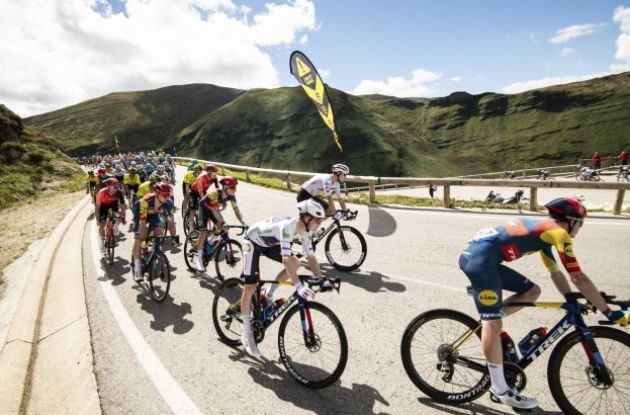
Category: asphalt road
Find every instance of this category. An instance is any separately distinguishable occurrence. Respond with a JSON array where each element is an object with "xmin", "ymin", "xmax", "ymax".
[{"xmin": 82, "ymin": 167, "xmax": 630, "ymax": 415}]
